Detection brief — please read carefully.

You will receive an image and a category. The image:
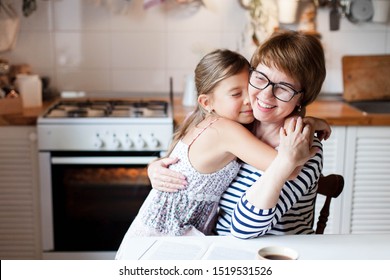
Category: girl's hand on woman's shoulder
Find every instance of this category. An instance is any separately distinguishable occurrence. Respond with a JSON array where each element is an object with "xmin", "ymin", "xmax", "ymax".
[
  {"xmin": 148, "ymin": 157, "xmax": 187, "ymax": 192},
  {"xmin": 302, "ymin": 116, "xmax": 332, "ymax": 141},
  {"xmin": 284, "ymin": 116, "xmax": 331, "ymax": 142}
]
